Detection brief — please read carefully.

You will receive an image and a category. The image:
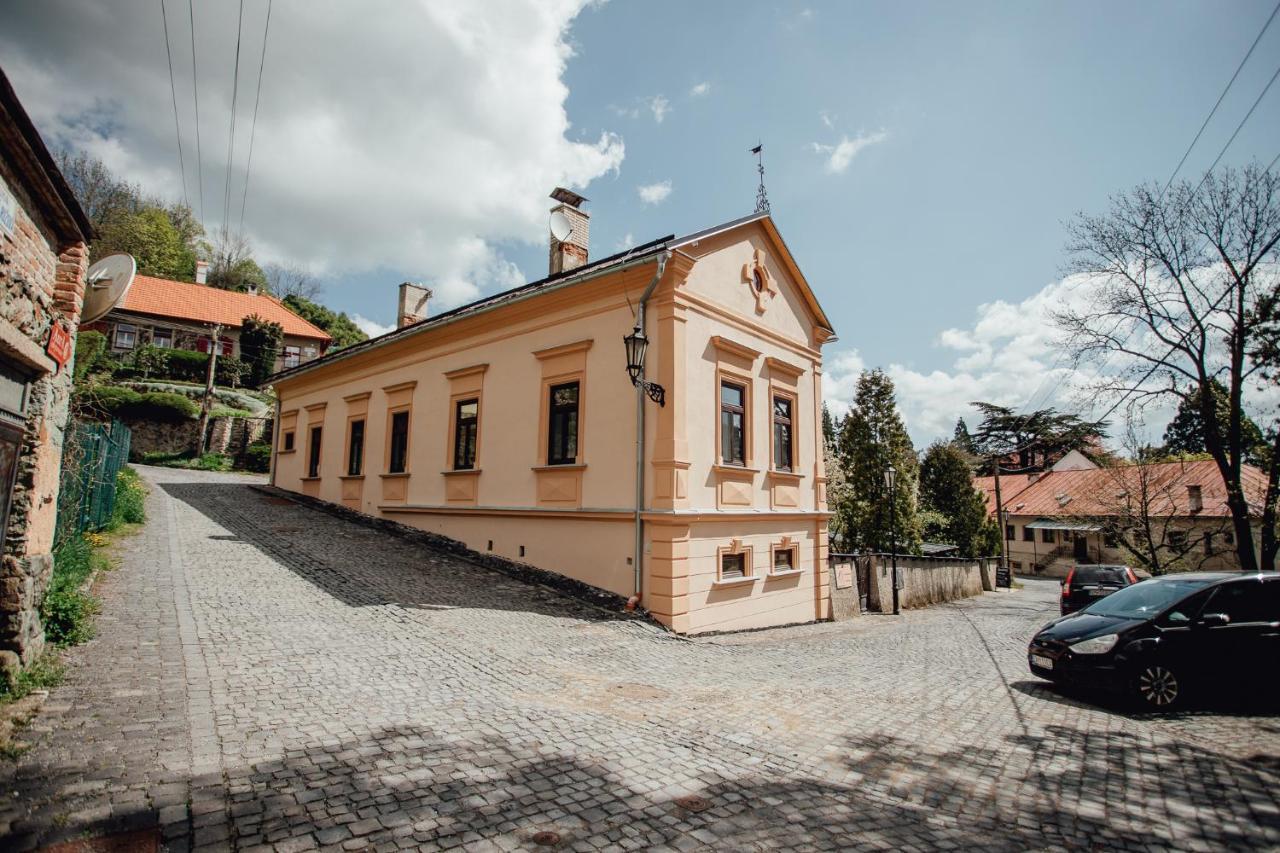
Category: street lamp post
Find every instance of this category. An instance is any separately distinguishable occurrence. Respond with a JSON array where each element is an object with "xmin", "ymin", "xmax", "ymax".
[{"xmin": 884, "ymin": 463, "xmax": 901, "ymax": 616}]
